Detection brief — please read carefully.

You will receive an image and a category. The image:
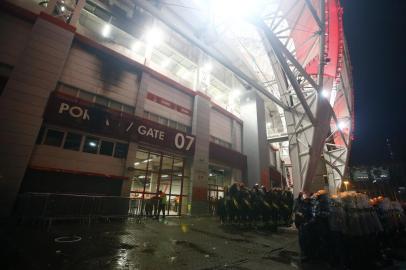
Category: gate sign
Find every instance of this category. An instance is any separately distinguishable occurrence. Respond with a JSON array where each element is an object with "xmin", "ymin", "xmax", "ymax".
[{"xmin": 44, "ymin": 93, "xmax": 195, "ymax": 155}]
